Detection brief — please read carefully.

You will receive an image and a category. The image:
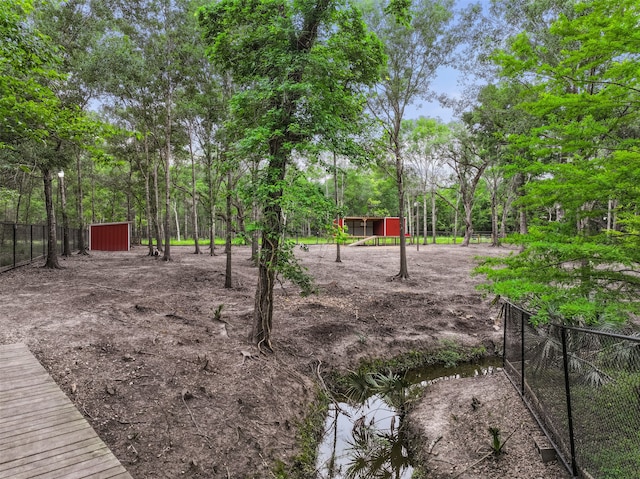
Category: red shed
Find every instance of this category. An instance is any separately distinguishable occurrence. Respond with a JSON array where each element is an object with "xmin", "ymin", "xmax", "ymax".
[
  {"xmin": 338, "ymin": 217, "xmax": 408, "ymax": 237},
  {"xmin": 89, "ymin": 222, "xmax": 131, "ymax": 251}
]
